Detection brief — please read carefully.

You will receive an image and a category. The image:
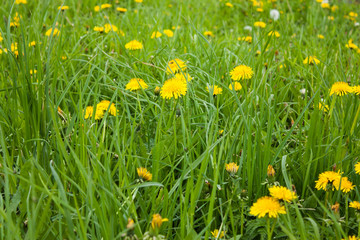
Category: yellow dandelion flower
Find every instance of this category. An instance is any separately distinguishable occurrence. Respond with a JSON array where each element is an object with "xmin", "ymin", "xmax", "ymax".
[
  {"xmin": 331, "ymin": 5, "xmax": 338, "ymax": 12},
  {"xmin": 172, "ymin": 72, "xmax": 193, "ymax": 83},
  {"xmin": 355, "ymin": 162, "xmax": 360, "ymax": 175},
  {"xmin": 125, "ymin": 40, "xmax": 143, "ymax": 50},
  {"xmin": 125, "ymin": 78, "xmax": 149, "ymax": 91},
  {"xmin": 207, "ymin": 85, "xmax": 223, "ymax": 96},
  {"xmin": 350, "ymin": 201, "xmax": 360, "ymax": 210},
  {"xmin": 94, "ymin": 26, "xmax": 104, "ymax": 33},
  {"xmin": 204, "ymin": 31, "xmax": 214, "ymax": 37},
  {"xmin": 84, "ymin": 106, "xmax": 94, "ymax": 119},
  {"xmin": 349, "ymin": 12, "xmax": 358, "ymax": 18},
  {"xmin": 269, "ymin": 186, "xmax": 297, "ymax": 202},
  {"xmin": 101, "ymin": 4, "xmax": 112, "ymax": 9},
  {"xmin": 230, "ymin": 65, "xmax": 254, "ymax": 81},
  {"xmin": 151, "ymin": 214, "xmax": 168, "ymax": 229},
  {"xmin": 268, "ymin": 31, "xmax": 280, "ymax": 38},
  {"xmin": 250, "ymin": 196, "xmax": 286, "ymax": 218},
  {"xmin": 137, "ymin": 167, "xmax": 152, "ymax": 181},
  {"xmin": 116, "ymin": 7, "xmax": 127, "ymax": 12},
  {"xmin": 28, "ymin": 41, "xmax": 36, "ymax": 47},
  {"xmin": 303, "ymin": 56, "xmax": 320, "ymax": 65},
  {"xmin": 333, "ymin": 177, "xmax": 354, "ymax": 193},
  {"xmin": 318, "ymin": 102, "xmax": 329, "ymax": 112},
  {"xmin": 45, "ymin": 28, "xmax": 60, "ymax": 37},
  {"xmin": 345, "ymin": 39, "xmax": 359, "ymax": 50},
  {"xmin": 151, "ymin": 31, "xmax": 162, "ymax": 39},
  {"xmin": 225, "ymin": 2, "xmax": 233, "ymax": 8},
  {"xmin": 238, "ymin": 36, "xmax": 252, "ymax": 43},
  {"xmin": 342, "ymin": 236, "xmax": 359, "ymax": 240},
  {"xmin": 257, "ymin": 8, "xmax": 263, "ymax": 12},
  {"xmin": 211, "ymin": 229, "xmax": 225, "ymax": 238},
  {"xmin": 229, "ymin": 82, "xmax": 242, "ymax": 91},
  {"xmin": 15, "ymin": 0, "xmax": 27, "ymax": 4},
  {"xmin": 30, "ymin": 70, "xmax": 37, "ymax": 75},
  {"xmin": 163, "ymin": 29, "xmax": 174, "ymax": 37},
  {"xmin": 318, "ymin": 34, "xmax": 325, "ymax": 39},
  {"xmin": 225, "ymin": 162, "xmax": 239, "ymax": 174},
  {"xmin": 330, "ymin": 82, "xmax": 352, "ymax": 96},
  {"xmin": 254, "ymin": 21, "xmax": 266, "ymax": 28},
  {"xmin": 166, "ymin": 59, "xmax": 187, "ymax": 74},
  {"xmin": 96, "ymin": 100, "xmax": 117, "ymax": 117},
  {"xmin": 104, "ymin": 24, "xmax": 118, "ymax": 33},
  {"xmin": 160, "ymin": 78, "xmax": 187, "ymax": 99},
  {"xmin": 321, "ymin": 3, "xmax": 330, "ymax": 8},
  {"xmin": 328, "ymin": 16, "xmax": 334, "ymax": 21},
  {"xmin": 58, "ymin": 6, "xmax": 69, "ymax": 11},
  {"xmin": 135, "ymin": 0, "xmax": 143, "ymax": 2},
  {"xmin": 315, "ymin": 171, "xmax": 341, "ymax": 191},
  {"xmin": 0, "ymin": 33, "xmax": 3, "ymax": 42}
]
